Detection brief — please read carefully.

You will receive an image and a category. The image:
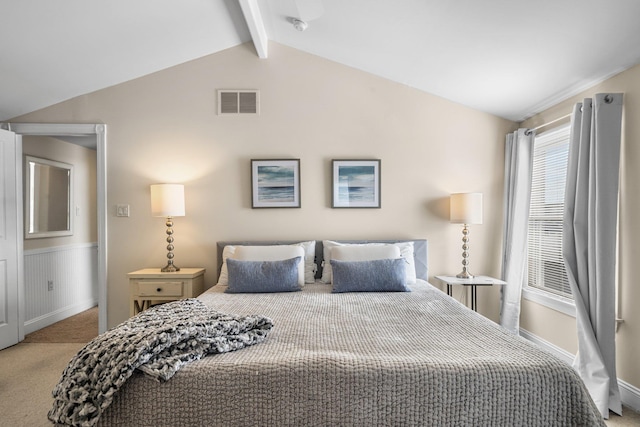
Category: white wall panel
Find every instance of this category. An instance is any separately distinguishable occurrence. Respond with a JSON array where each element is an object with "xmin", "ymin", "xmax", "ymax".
[{"xmin": 24, "ymin": 243, "xmax": 97, "ymax": 334}]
